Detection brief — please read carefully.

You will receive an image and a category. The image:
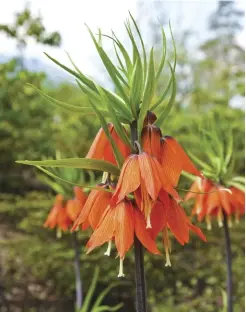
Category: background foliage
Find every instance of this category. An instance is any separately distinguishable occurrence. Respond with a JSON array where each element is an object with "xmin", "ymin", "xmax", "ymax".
[{"xmin": 0, "ymin": 2, "xmax": 244, "ymax": 311}]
